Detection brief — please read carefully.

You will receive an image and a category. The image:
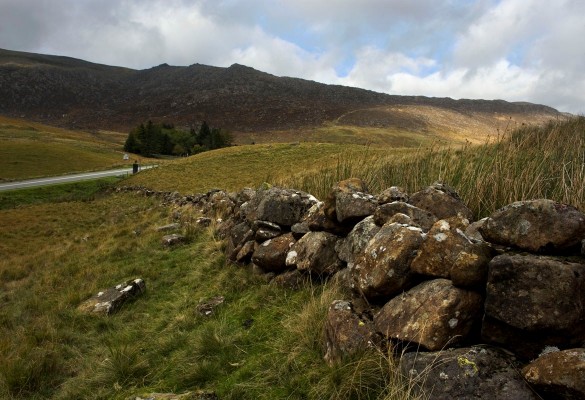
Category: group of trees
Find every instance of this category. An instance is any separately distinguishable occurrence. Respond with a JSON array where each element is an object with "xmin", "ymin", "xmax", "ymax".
[{"xmin": 124, "ymin": 121, "xmax": 232, "ymax": 157}]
